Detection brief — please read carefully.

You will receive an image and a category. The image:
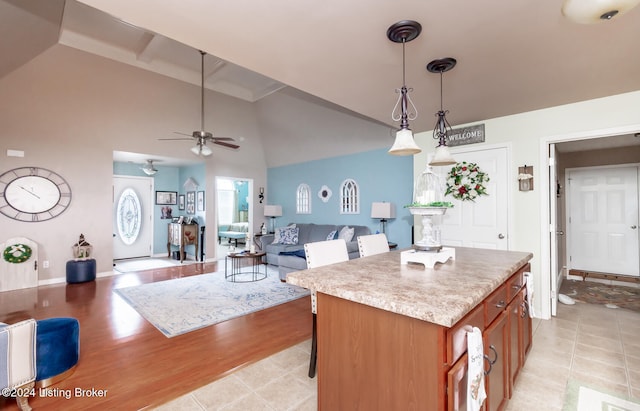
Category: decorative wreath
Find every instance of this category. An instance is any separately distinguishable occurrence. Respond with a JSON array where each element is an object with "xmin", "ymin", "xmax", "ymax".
[
  {"xmin": 445, "ymin": 161, "xmax": 490, "ymax": 201},
  {"xmin": 3, "ymin": 244, "xmax": 32, "ymax": 264}
]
